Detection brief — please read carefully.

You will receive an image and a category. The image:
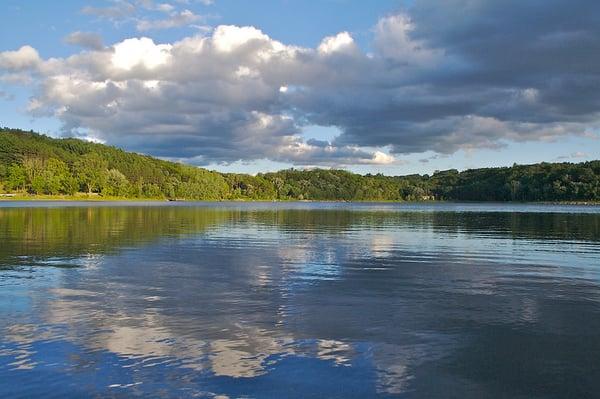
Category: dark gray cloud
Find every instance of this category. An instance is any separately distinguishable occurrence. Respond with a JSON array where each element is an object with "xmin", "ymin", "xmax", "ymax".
[
  {"xmin": 411, "ymin": 0, "xmax": 600, "ymax": 114},
  {"xmin": 2, "ymin": 1, "xmax": 600, "ymax": 166},
  {"xmin": 296, "ymin": 1, "xmax": 600, "ymax": 155}
]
